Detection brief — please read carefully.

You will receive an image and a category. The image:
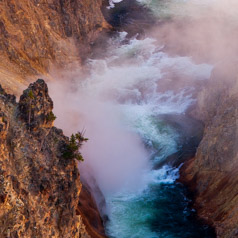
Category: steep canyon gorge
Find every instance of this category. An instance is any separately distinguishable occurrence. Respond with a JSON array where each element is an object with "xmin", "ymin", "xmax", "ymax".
[{"xmin": 0, "ymin": 0, "xmax": 238, "ymax": 237}]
